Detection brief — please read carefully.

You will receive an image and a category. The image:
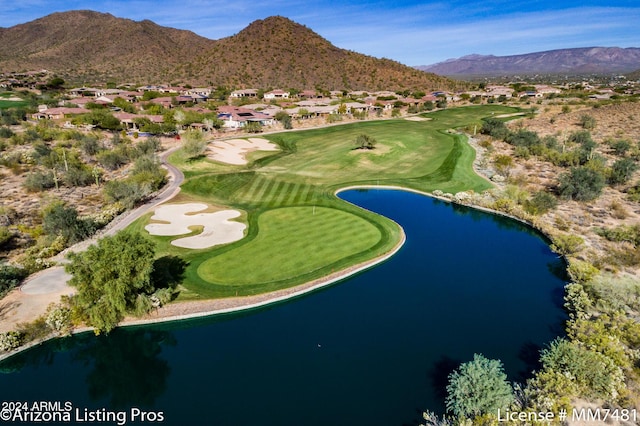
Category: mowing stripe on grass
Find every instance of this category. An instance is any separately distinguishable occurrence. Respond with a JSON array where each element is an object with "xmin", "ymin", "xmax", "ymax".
[
  {"xmin": 248, "ymin": 176, "xmax": 273, "ymax": 202},
  {"xmin": 273, "ymin": 181, "xmax": 295, "ymax": 206},
  {"xmin": 238, "ymin": 173, "xmax": 264, "ymax": 201},
  {"xmin": 265, "ymin": 180, "xmax": 284, "ymax": 206}
]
